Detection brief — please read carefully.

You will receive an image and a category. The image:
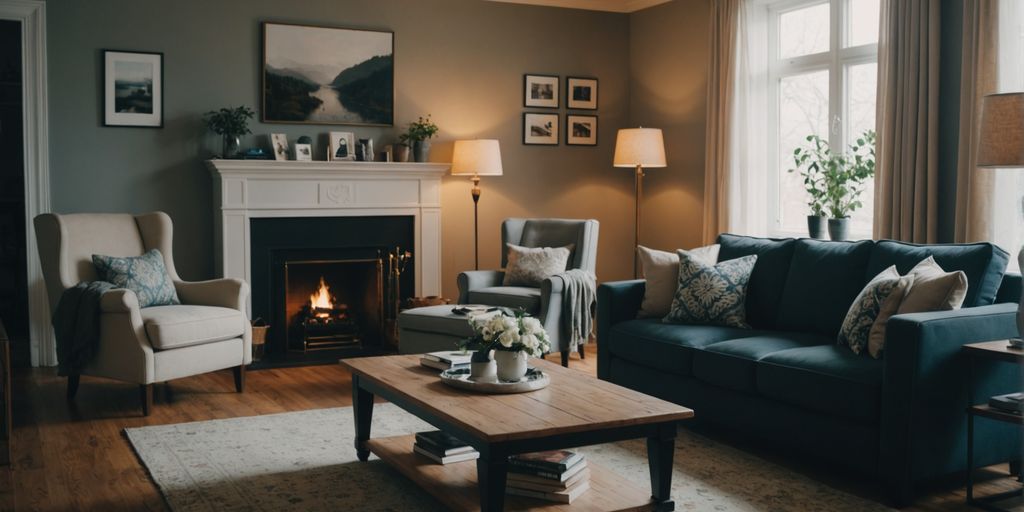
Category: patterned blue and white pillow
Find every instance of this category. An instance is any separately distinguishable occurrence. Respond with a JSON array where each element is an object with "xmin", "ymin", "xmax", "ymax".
[
  {"xmin": 663, "ymin": 251, "xmax": 758, "ymax": 328},
  {"xmin": 838, "ymin": 266, "xmax": 909, "ymax": 355},
  {"xmin": 92, "ymin": 249, "xmax": 180, "ymax": 308}
]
